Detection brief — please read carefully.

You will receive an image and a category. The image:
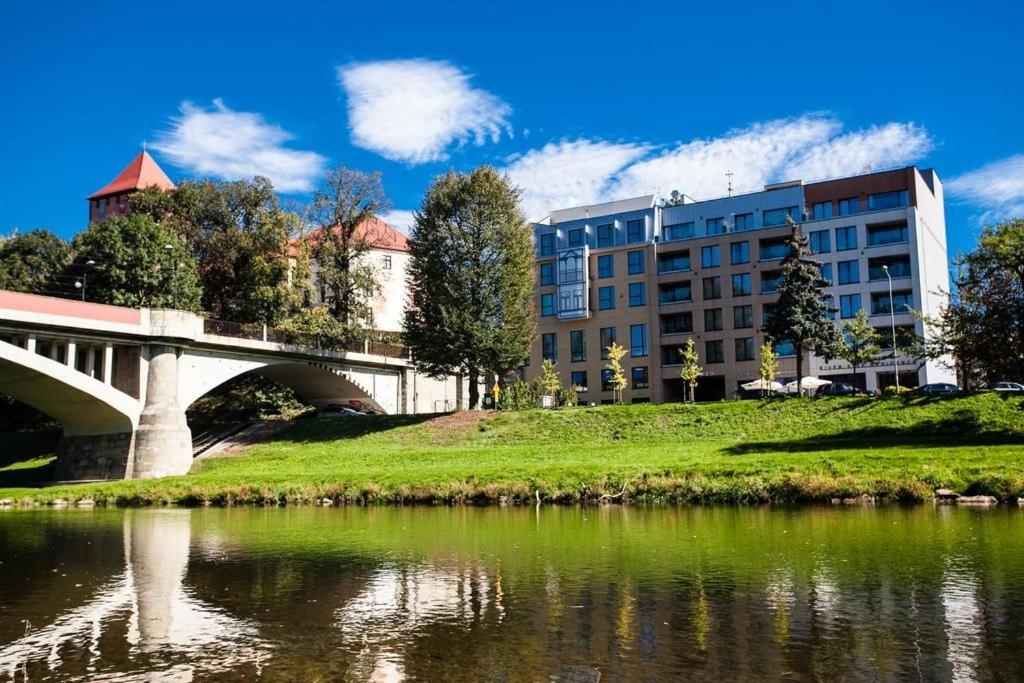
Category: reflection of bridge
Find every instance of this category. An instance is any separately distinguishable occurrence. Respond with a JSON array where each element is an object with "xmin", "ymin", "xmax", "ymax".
[{"xmin": 0, "ymin": 290, "xmax": 463, "ymax": 479}]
